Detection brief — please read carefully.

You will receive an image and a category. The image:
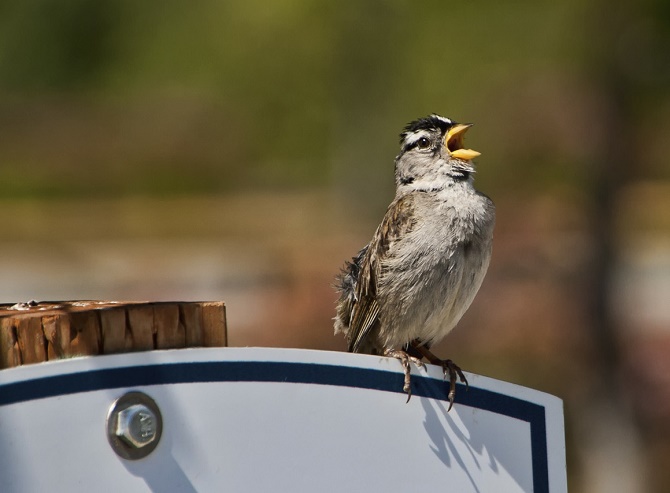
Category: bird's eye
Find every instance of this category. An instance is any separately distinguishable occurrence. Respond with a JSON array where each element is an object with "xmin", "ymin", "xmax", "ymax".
[{"xmin": 416, "ymin": 137, "xmax": 430, "ymax": 149}]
